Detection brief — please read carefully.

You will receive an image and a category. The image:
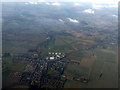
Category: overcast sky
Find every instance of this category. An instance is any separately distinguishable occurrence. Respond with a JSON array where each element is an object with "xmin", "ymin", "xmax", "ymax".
[{"xmin": 1, "ymin": 0, "xmax": 119, "ymax": 4}]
